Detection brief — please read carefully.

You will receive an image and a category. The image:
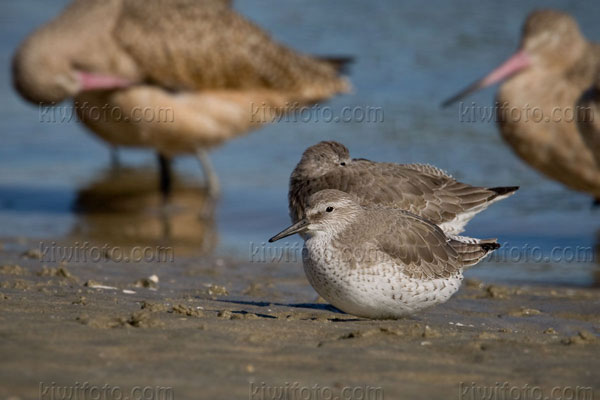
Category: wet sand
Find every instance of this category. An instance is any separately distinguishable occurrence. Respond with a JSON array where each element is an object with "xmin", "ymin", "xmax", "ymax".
[{"xmin": 0, "ymin": 239, "xmax": 599, "ymax": 400}]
